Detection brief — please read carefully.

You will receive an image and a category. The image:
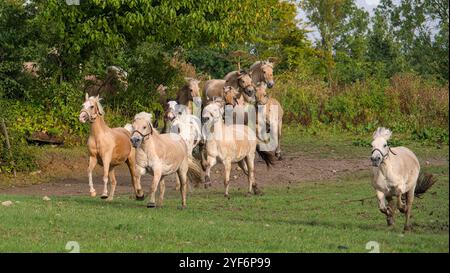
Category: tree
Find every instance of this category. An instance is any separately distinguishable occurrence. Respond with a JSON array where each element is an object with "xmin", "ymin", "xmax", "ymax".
[
  {"xmin": 366, "ymin": 9, "xmax": 405, "ymax": 78},
  {"xmin": 377, "ymin": 0, "xmax": 449, "ymax": 80},
  {"xmin": 301, "ymin": 0, "xmax": 370, "ymax": 85},
  {"xmin": 30, "ymin": 0, "xmax": 279, "ymax": 81}
]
